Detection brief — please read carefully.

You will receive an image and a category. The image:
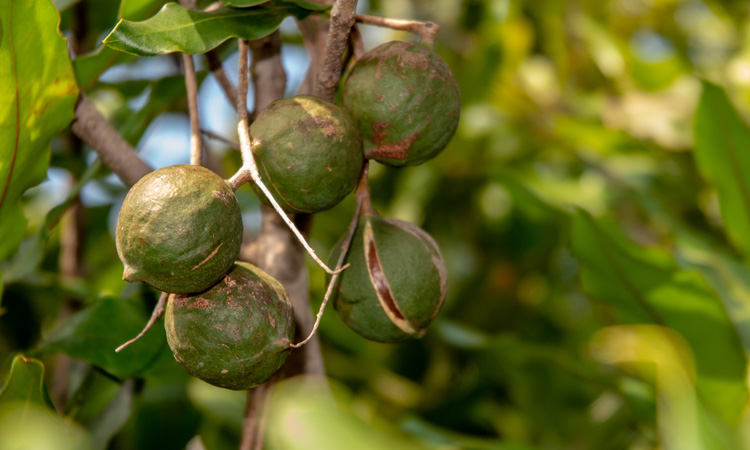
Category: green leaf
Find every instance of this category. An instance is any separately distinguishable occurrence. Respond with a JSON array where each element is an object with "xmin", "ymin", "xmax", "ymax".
[
  {"xmin": 671, "ymin": 226, "xmax": 750, "ymax": 354},
  {"xmin": 225, "ymin": 0, "xmax": 330, "ymax": 10},
  {"xmin": 221, "ymin": 0, "xmax": 267, "ymax": 6},
  {"xmin": 693, "ymin": 81, "xmax": 750, "ymax": 258},
  {"xmin": 1, "ymin": 160, "xmax": 101, "ymax": 286},
  {"xmin": 0, "ymin": 402, "xmax": 94, "ymax": 450},
  {"xmin": 570, "ymin": 210, "xmax": 748, "ymax": 424},
  {"xmin": 38, "ymin": 296, "xmax": 169, "ymax": 379},
  {"xmin": 0, "ymin": 0, "xmax": 79, "ymax": 262},
  {"xmin": 0, "ymin": 355, "xmax": 54, "ymax": 409},
  {"xmin": 104, "ymin": 3, "xmax": 314, "ymax": 56}
]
